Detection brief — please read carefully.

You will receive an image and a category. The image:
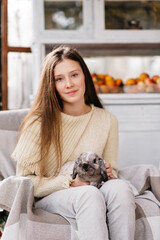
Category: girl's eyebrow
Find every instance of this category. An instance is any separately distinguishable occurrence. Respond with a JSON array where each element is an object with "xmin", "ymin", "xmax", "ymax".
[
  {"xmin": 67, "ymin": 69, "xmax": 81, "ymax": 74},
  {"xmin": 70, "ymin": 69, "xmax": 81, "ymax": 72},
  {"xmin": 54, "ymin": 74, "xmax": 63, "ymax": 78}
]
